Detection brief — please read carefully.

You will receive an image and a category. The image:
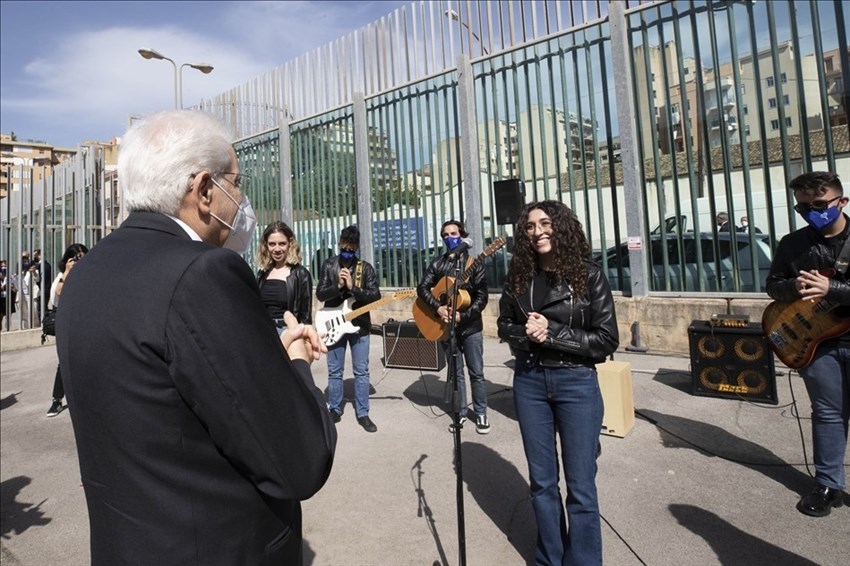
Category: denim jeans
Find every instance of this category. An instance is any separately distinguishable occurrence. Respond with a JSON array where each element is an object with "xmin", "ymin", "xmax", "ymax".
[
  {"xmin": 445, "ymin": 331, "xmax": 487, "ymax": 418},
  {"xmin": 327, "ymin": 332, "xmax": 371, "ymax": 418},
  {"xmin": 513, "ymin": 362, "xmax": 603, "ymax": 566},
  {"xmin": 799, "ymin": 345, "xmax": 850, "ymax": 490}
]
